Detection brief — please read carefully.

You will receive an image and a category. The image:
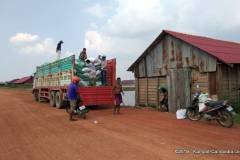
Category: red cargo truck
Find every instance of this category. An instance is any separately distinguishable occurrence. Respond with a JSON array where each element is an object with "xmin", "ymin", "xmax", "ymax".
[{"xmin": 32, "ymin": 55, "xmax": 116, "ymax": 108}]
